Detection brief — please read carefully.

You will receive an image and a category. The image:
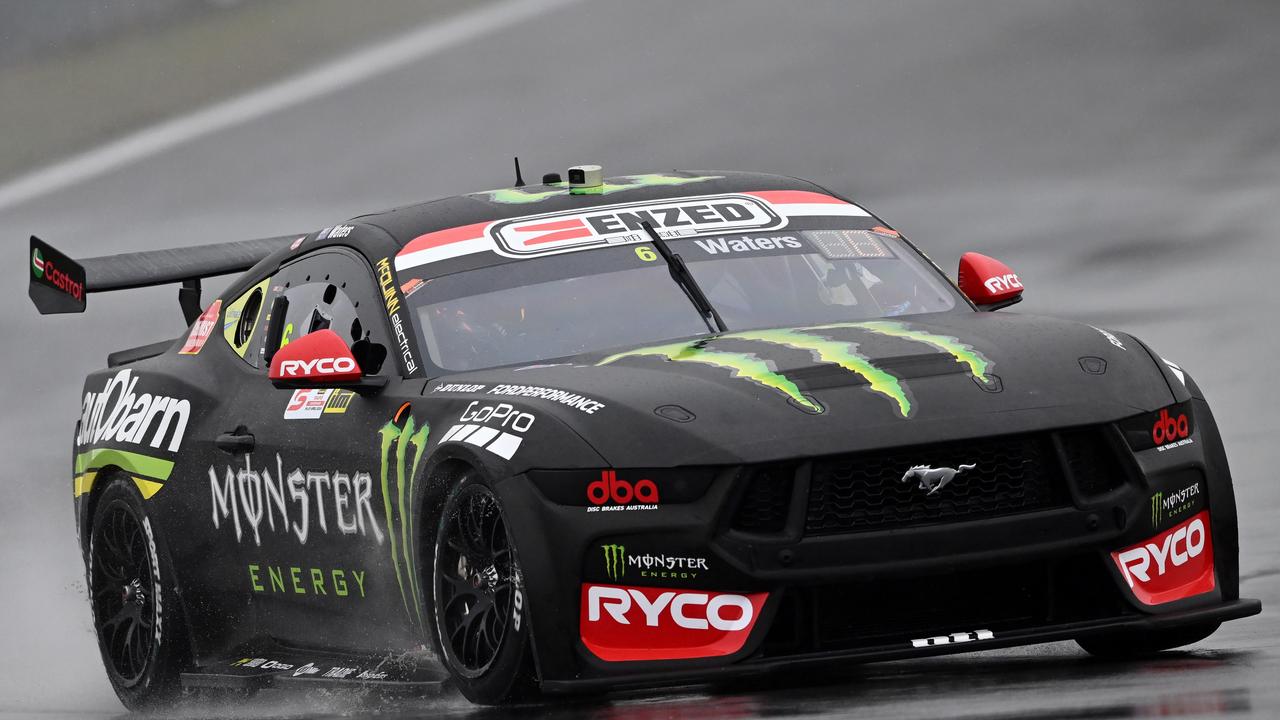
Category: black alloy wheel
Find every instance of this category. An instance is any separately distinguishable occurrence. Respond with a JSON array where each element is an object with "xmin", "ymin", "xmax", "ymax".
[
  {"xmin": 435, "ymin": 484, "xmax": 519, "ymax": 676},
  {"xmin": 431, "ymin": 477, "xmax": 533, "ymax": 703},
  {"xmin": 91, "ymin": 496, "xmax": 157, "ymax": 684},
  {"xmin": 88, "ymin": 477, "xmax": 186, "ymax": 710}
]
